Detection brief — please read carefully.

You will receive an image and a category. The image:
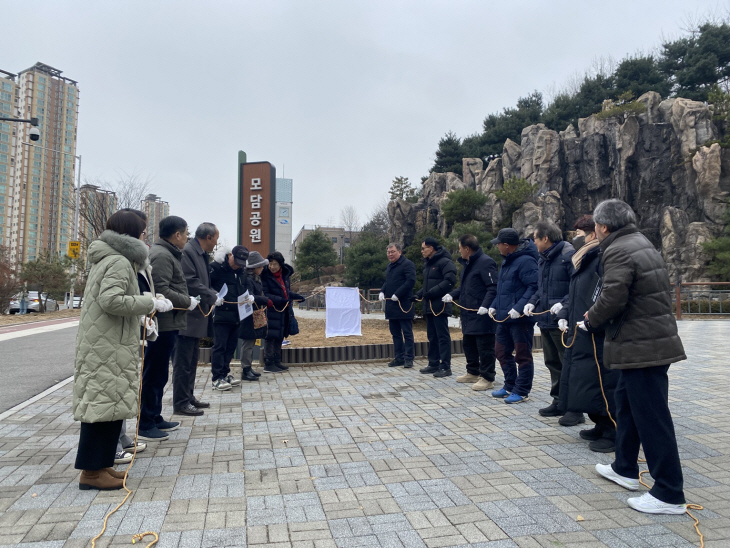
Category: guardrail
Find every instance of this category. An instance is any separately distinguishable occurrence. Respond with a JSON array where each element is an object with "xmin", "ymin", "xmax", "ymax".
[{"xmin": 672, "ymin": 281, "xmax": 730, "ymax": 319}]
